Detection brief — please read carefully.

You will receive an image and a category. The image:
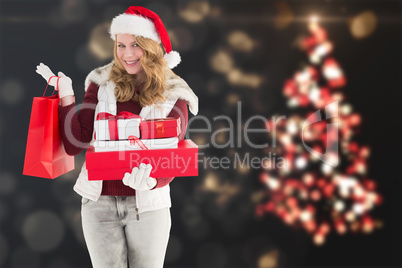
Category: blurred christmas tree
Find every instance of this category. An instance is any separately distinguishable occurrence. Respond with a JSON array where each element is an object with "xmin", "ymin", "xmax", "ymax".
[{"xmin": 256, "ymin": 17, "xmax": 382, "ymax": 245}]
